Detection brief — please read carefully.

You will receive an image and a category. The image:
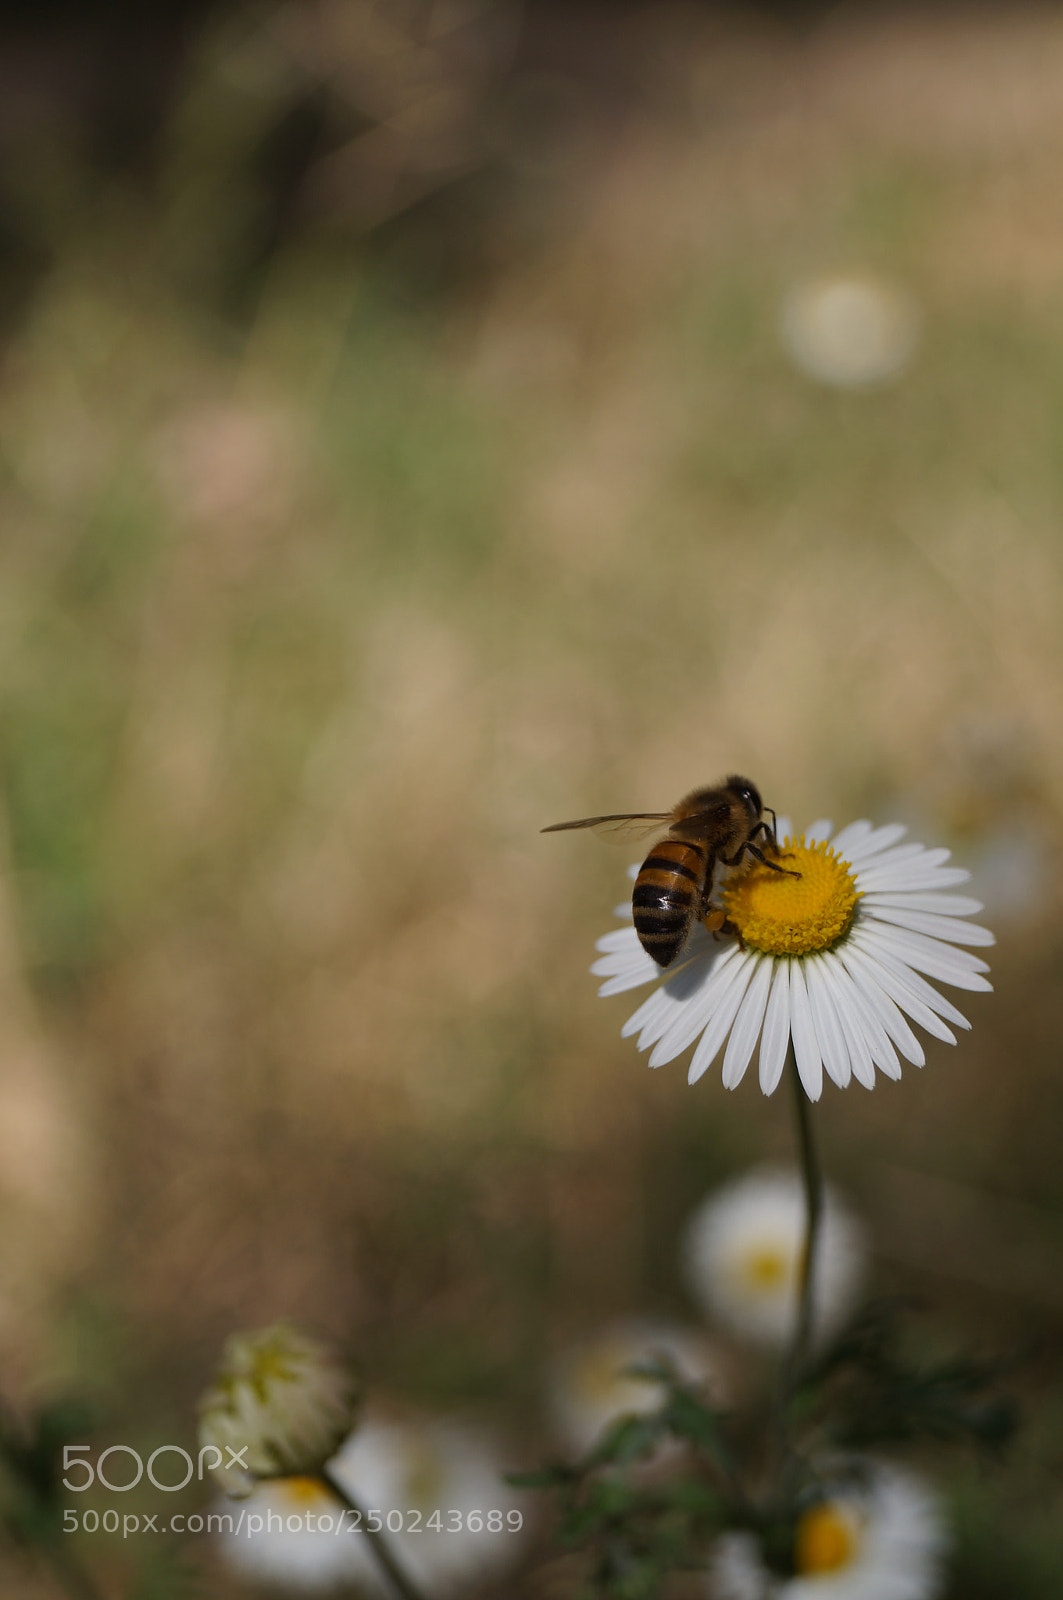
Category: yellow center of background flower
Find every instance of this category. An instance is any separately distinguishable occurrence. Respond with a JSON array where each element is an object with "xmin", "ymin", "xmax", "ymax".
[
  {"xmin": 723, "ymin": 838, "xmax": 859, "ymax": 956},
  {"xmin": 280, "ymin": 1475, "xmax": 336, "ymax": 1508},
  {"xmin": 737, "ymin": 1245, "xmax": 790, "ymax": 1293},
  {"xmin": 793, "ymin": 1502, "xmax": 861, "ymax": 1574}
]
